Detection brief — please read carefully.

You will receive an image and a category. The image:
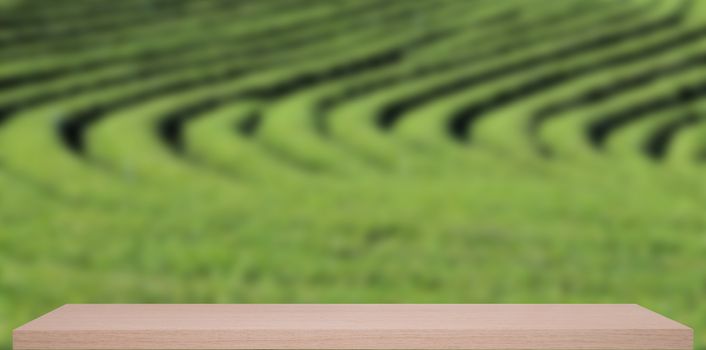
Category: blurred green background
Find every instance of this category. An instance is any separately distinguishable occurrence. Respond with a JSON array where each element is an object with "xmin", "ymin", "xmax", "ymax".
[{"xmin": 1, "ymin": 0, "xmax": 705, "ymax": 349}]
